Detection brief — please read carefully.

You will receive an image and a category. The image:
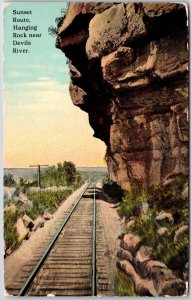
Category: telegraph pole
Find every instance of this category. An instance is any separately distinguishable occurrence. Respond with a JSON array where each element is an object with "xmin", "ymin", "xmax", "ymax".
[{"xmin": 29, "ymin": 164, "xmax": 49, "ymax": 188}]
